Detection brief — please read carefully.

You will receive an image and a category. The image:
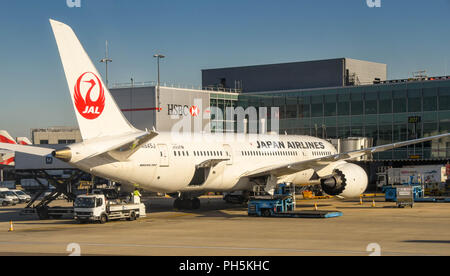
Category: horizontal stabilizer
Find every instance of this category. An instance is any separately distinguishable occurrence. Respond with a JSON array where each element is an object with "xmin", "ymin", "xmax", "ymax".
[{"xmin": 0, "ymin": 143, "xmax": 54, "ymax": 156}]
